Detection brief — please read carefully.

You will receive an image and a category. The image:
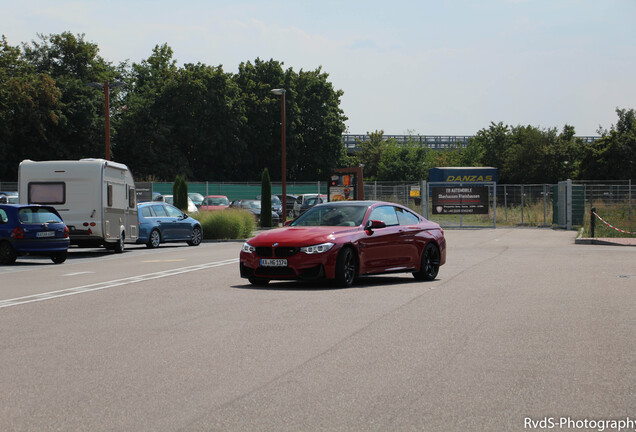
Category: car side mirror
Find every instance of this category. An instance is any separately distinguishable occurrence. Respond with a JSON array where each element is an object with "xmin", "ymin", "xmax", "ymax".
[
  {"xmin": 284, "ymin": 220, "xmax": 293, "ymax": 226},
  {"xmin": 365, "ymin": 219, "xmax": 386, "ymax": 230}
]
